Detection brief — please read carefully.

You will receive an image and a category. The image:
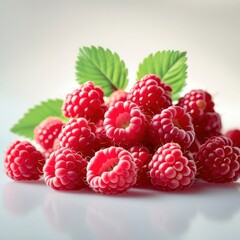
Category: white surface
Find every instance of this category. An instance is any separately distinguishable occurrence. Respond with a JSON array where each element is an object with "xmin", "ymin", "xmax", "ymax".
[
  {"xmin": 1, "ymin": 1, "xmax": 240, "ymax": 240},
  {"xmin": 1, "ymin": 175, "xmax": 240, "ymax": 240}
]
